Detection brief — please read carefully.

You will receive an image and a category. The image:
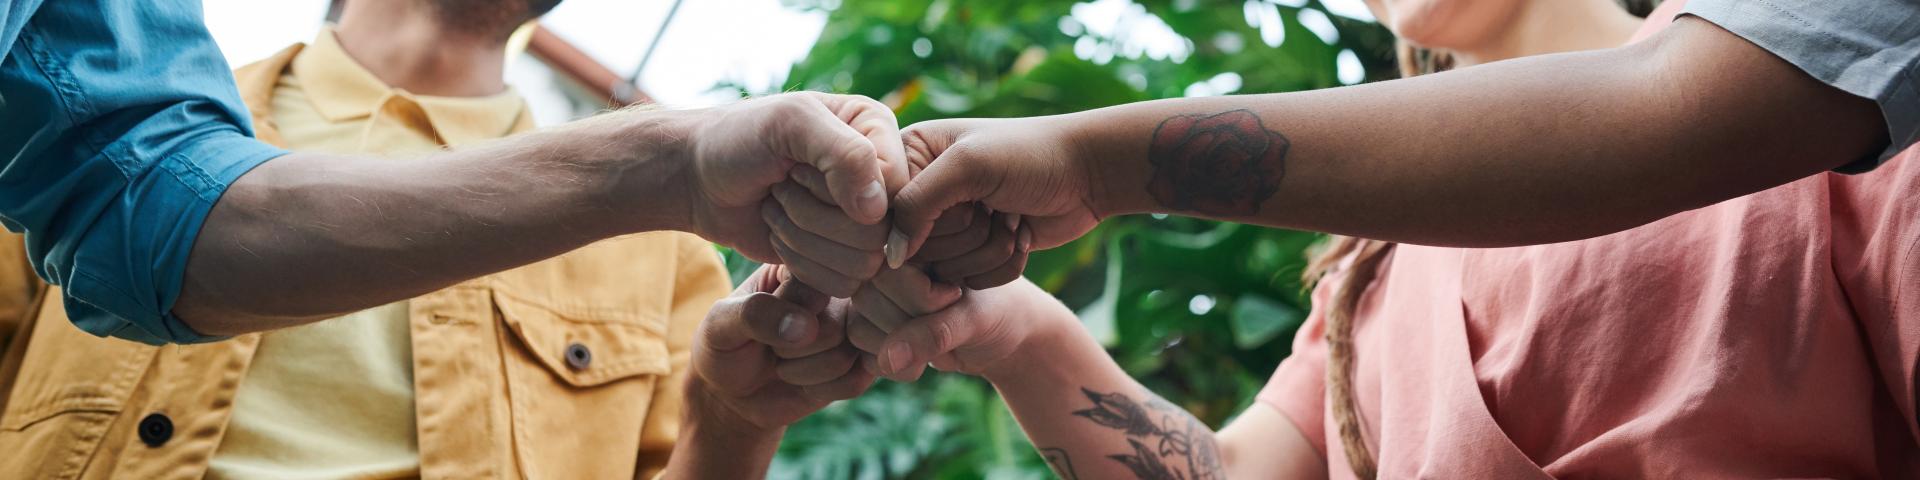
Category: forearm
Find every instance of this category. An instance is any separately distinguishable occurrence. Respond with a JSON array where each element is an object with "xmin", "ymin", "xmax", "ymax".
[
  {"xmin": 176, "ymin": 109, "xmax": 703, "ymax": 334},
  {"xmin": 659, "ymin": 376, "xmax": 786, "ymax": 480},
  {"xmin": 984, "ymin": 318, "xmax": 1225, "ymax": 480},
  {"xmin": 1075, "ymin": 19, "xmax": 1882, "ymax": 247}
]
